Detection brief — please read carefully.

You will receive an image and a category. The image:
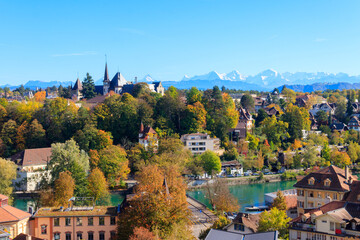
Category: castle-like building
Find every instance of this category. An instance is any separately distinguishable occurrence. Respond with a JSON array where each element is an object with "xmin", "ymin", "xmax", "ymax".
[
  {"xmin": 95, "ymin": 63, "xmax": 164, "ymax": 96},
  {"xmin": 71, "ymin": 63, "xmax": 164, "ymax": 100}
]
